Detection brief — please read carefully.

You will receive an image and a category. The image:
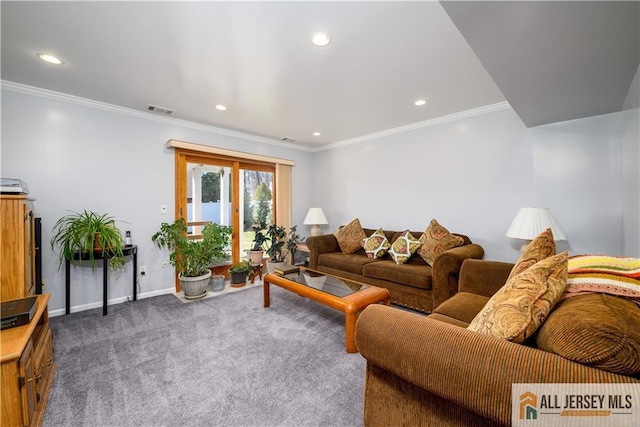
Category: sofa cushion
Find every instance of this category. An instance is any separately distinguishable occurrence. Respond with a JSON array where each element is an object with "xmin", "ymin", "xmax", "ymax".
[
  {"xmin": 360, "ymin": 228, "xmax": 391, "ymax": 259},
  {"xmin": 334, "ymin": 217, "xmax": 367, "ymax": 254},
  {"xmin": 427, "ymin": 312, "xmax": 470, "ymax": 328},
  {"xmin": 417, "ymin": 219, "xmax": 464, "ymax": 266},
  {"xmin": 363, "ymin": 260, "xmax": 432, "ymax": 290},
  {"xmin": 507, "ymin": 227, "xmax": 556, "ymax": 281},
  {"xmin": 467, "ymin": 252, "xmax": 568, "ymax": 343},
  {"xmin": 317, "ymin": 252, "xmax": 378, "ymax": 276},
  {"xmin": 388, "ymin": 231, "xmax": 422, "ymax": 264},
  {"xmin": 536, "ymin": 293, "xmax": 640, "ymax": 376},
  {"xmin": 432, "ymin": 292, "xmax": 490, "ymax": 325}
]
